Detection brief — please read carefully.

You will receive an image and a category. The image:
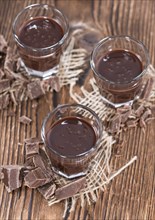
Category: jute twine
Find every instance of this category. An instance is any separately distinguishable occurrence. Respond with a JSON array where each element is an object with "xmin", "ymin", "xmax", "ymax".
[{"xmin": 46, "ymin": 33, "xmax": 155, "ymax": 211}]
